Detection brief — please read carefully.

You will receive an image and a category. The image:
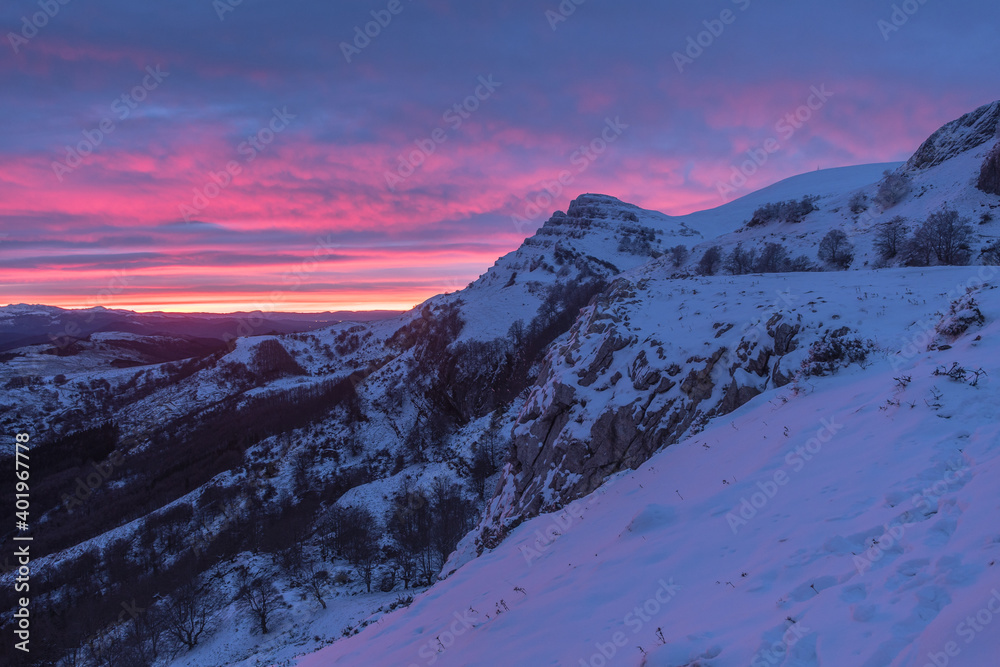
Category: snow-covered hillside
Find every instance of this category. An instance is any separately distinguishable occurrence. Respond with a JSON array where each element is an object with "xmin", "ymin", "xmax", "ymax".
[{"xmin": 298, "ymin": 267, "xmax": 1000, "ymax": 666}]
